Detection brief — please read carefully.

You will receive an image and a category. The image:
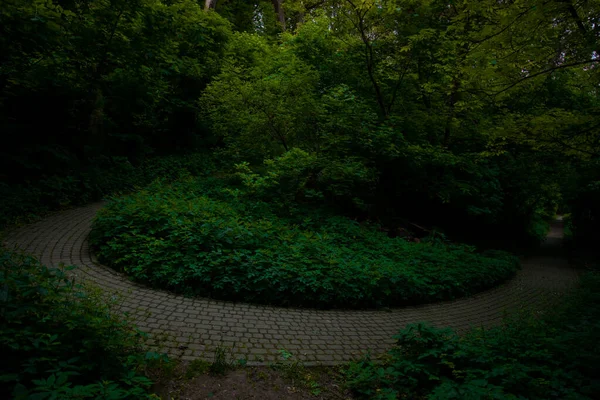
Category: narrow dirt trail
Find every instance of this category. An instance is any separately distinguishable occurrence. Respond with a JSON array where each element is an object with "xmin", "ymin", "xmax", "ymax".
[{"xmin": 3, "ymin": 207, "xmax": 581, "ymax": 365}]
